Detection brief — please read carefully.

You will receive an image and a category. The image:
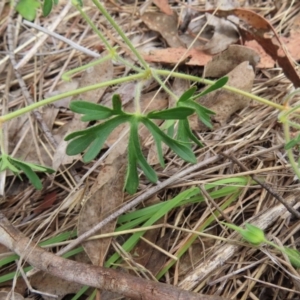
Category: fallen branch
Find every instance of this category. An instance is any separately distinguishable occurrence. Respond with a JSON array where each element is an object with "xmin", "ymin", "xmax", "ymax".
[{"xmin": 0, "ymin": 212, "xmax": 227, "ymax": 300}]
